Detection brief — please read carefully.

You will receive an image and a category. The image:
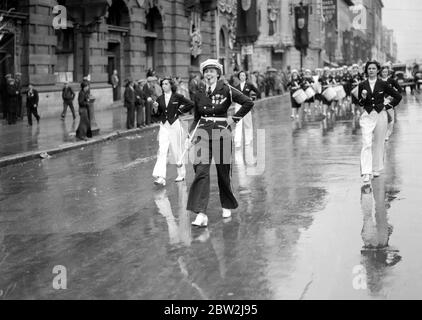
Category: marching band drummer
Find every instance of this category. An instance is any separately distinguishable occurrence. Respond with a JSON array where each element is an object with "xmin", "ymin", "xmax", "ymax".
[
  {"xmin": 380, "ymin": 65, "xmax": 402, "ymax": 142},
  {"xmin": 319, "ymin": 67, "xmax": 334, "ymax": 116},
  {"xmin": 358, "ymin": 61, "xmax": 402, "ymax": 184},
  {"xmin": 178, "ymin": 59, "xmax": 254, "ymax": 227},
  {"xmin": 302, "ymin": 69, "xmax": 315, "ymax": 114},
  {"xmin": 351, "ymin": 64, "xmax": 363, "ymax": 115},
  {"xmin": 287, "ymin": 69, "xmax": 303, "ymax": 119},
  {"xmin": 151, "ymin": 77, "xmax": 194, "ymax": 186}
]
